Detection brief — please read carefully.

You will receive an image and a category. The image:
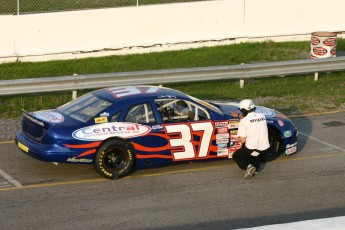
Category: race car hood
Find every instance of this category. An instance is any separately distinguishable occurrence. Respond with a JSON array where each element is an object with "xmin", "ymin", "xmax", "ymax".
[{"xmin": 211, "ymin": 102, "xmax": 240, "ymax": 116}]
